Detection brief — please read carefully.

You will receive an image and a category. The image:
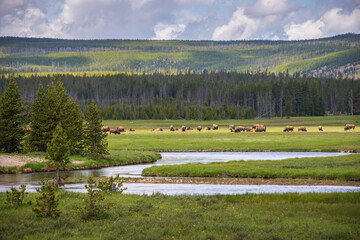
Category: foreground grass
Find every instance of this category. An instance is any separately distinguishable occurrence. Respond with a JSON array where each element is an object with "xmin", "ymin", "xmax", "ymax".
[
  {"xmin": 143, "ymin": 154, "xmax": 360, "ymax": 181},
  {"xmin": 0, "ymin": 151, "xmax": 160, "ymax": 173},
  {"xmin": 0, "ymin": 191, "xmax": 359, "ymax": 239}
]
